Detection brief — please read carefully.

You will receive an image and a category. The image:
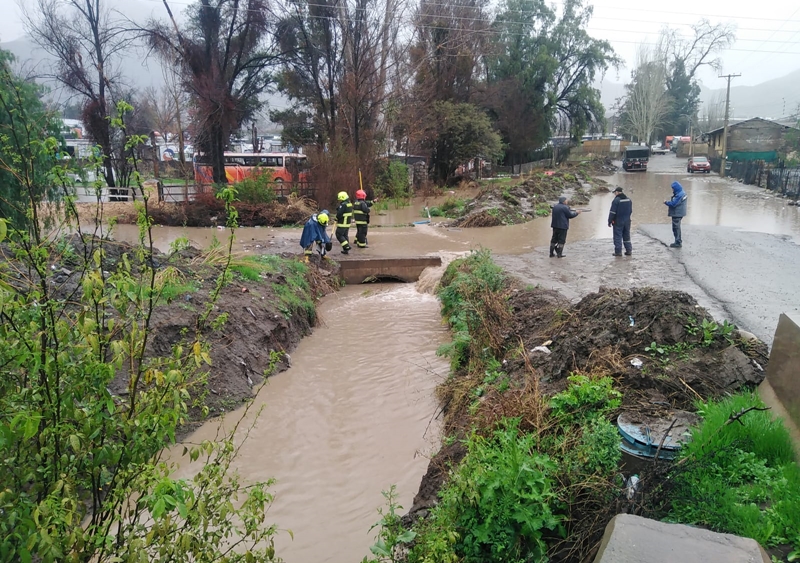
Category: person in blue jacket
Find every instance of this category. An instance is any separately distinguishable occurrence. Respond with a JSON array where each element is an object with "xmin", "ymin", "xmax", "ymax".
[
  {"xmin": 664, "ymin": 181, "xmax": 688, "ymax": 248},
  {"xmin": 549, "ymin": 196, "xmax": 582, "ymax": 258},
  {"xmin": 300, "ymin": 211, "xmax": 332, "ymax": 258},
  {"xmin": 608, "ymin": 186, "xmax": 633, "ymax": 256}
]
